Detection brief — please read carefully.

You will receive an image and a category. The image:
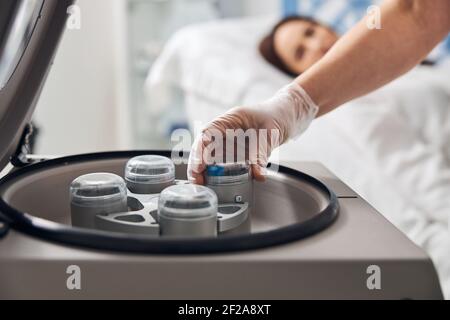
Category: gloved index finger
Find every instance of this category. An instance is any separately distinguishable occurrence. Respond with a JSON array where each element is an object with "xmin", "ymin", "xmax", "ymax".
[{"xmin": 187, "ymin": 135, "xmax": 207, "ymax": 185}]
